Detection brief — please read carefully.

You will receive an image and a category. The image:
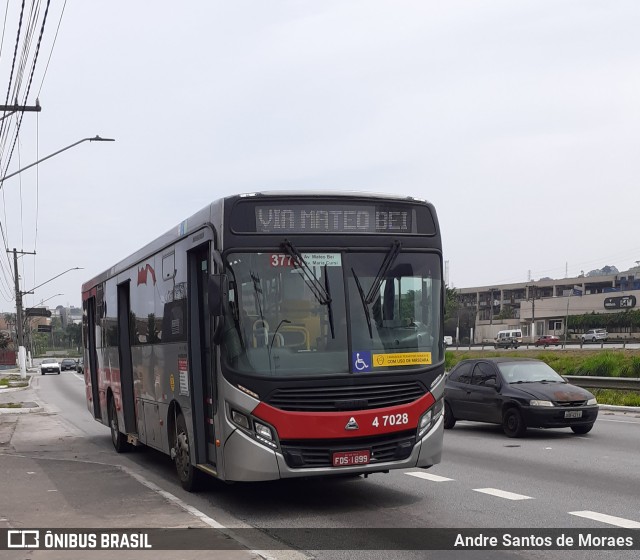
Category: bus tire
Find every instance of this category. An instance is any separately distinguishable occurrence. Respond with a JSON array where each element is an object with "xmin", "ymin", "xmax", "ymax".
[
  {"xmin": 108, "ymin": 394, "xmax": 130, "ymax": 453},
  {"xmin": 173, "ymin": 413, "xmax": 202, "ymax": 492}
]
